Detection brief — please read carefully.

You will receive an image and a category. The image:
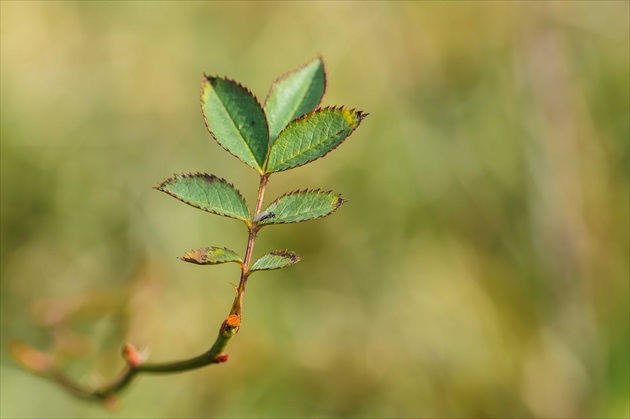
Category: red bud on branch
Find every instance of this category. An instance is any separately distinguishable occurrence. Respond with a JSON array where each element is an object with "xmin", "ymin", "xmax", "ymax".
[
  {"xmin": 215, "ymin": 354, "xmax": 229, "ymax": 363},
  {"xmin": 122, "ymin": 343, "xmax": 142, "ymax": 367}
]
